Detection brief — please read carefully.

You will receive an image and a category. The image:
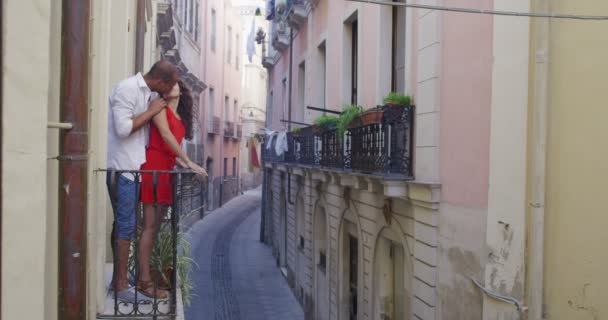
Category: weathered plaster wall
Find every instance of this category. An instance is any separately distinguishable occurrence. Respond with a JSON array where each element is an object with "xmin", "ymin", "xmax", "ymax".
[
  {"xmin": 264, "ymin": 166, "xmax": 440, "ymax": 320},
  {"xmin": 538, "ymin": 0, "xmax": 608, "ymax": 319}
]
